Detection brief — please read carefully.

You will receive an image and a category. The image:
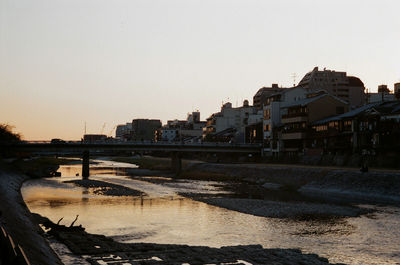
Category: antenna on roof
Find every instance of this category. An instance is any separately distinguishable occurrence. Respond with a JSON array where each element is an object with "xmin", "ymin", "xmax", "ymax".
[{"xmin": 291, "ymin": 73, "xmax": 297, "ymax": 87}]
